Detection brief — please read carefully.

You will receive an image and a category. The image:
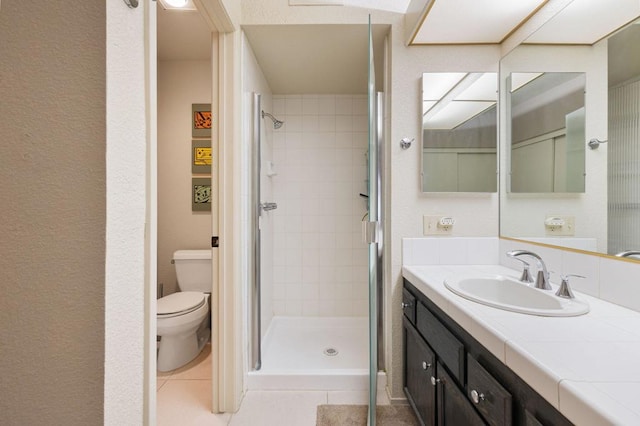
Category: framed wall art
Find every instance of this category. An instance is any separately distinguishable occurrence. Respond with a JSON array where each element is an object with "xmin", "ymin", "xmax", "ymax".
[
  {"xmin": 192, "ymin": 139, "xmax": 212, "ymax": 174},
  {"xmin": 192, "ymin": 103, "xmax": 212, "ymax": 137},
  {"xmin": 192, "ymin": 178, "xmax": 212, "ymax": 211}
]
